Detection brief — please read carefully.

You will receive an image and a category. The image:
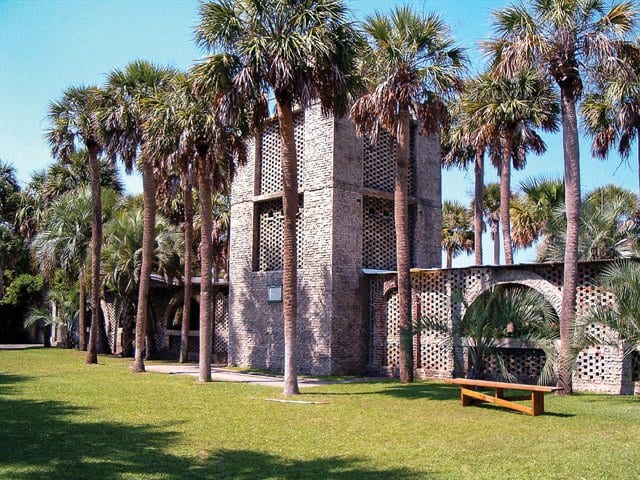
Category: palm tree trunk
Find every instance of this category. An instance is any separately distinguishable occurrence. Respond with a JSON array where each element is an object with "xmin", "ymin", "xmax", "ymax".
[
  {"xmin": 396, "ymin": 105, "xmax": 413, "ymax": 384},
  {"xmin": 180, "ymin": 173, "xmax": 194, "ymax": 364},
  {"xmin": 474, "ymin": 148, "xmax": 484, "ymax": 265},
  {"xmin": 446, "ymin": 249, "xmax": 453, "ymax": 269},
  {"xmin": 78, "ymin": 268, "xmax": 87, "ymax": 350},
  {"xmin": 197, "ymin": 150, "xmax": 213, "ymax": 382},
  {"xmin": 0, "ymin": 265, "xmax": 4, "ymax": 301},
  {"xmin": 132, "ymin": 160, "xmax": 156, "ymax": 373},
  {"xmin": 492, "ymin": 221, "xmax": 500, "ymax": 265},
  {"xmin": 277, "ymin": 99, "xmax": 300, "ymax": 396},
  {"xmin": 636, "ymin": 126, "xmax": 640, "ymax": 198},
  {"xmin": 558, "ymin": 88, "xmax": 580, "ymax": 395},
  {"xmin": 500, "ymin": 134, "xmax": 514, "ymax": 265},
  {"xmin": 86, "ymin": 144, "xmax": 102, "ymax": 364}
]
